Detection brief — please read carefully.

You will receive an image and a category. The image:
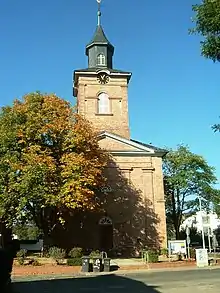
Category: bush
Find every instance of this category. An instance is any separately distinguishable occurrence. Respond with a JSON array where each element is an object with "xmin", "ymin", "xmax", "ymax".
[
  {"xmin": 32, "ymin": 259, "xmax": 41, "ymax": 266},
  {"xmin": 67, "ymin": 258, "xmax": 82, "ymax": 266},
  {"xmin": 16, "ymin": 249, "xmax": 27, "ymax": 265},
  {"xmin": 89, "ymin": 250, "xmax": 101, "ymax": 258},
  {"xmin": 68, "ymin": 247, "xmax": 83, "ymax": 258},
  {"xmin": 160, "ymin": 248, "xmax": 168, "ymax": 256},
  {"xmin": 147, "ymin": 250, "xmax": 159, "ymax": 263},
  {"xmin": 48, "ymin": 247, "xmax": 66, "ymax": 265},
  {"xmin": 16, "ymin": 249, "xmax": 27, "ymax": 258},
  {"xmin": 189, "ymin": 248, "xmax": 196, "ymax": 260}
]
